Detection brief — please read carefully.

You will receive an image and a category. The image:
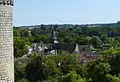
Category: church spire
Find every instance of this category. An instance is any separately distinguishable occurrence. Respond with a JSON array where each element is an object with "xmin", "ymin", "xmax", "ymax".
[{"xmin": 51, "ymin": 25, "xmax": 58, "ymax": 43}]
